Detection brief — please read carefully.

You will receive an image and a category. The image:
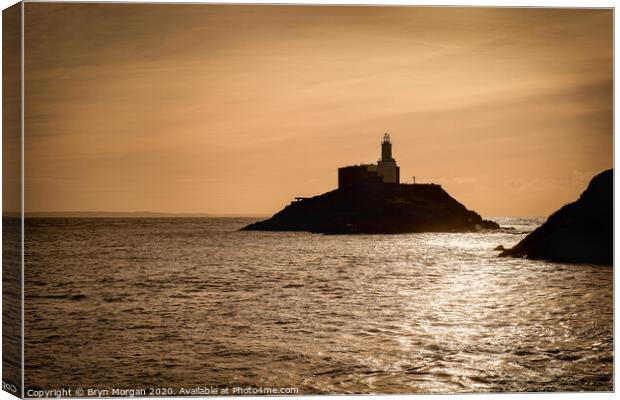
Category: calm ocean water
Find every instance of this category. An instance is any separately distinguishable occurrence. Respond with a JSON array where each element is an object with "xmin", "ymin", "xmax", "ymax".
[{"xmin": 24, "ymin": 217, "xmax": 612, "ymax": 394}]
